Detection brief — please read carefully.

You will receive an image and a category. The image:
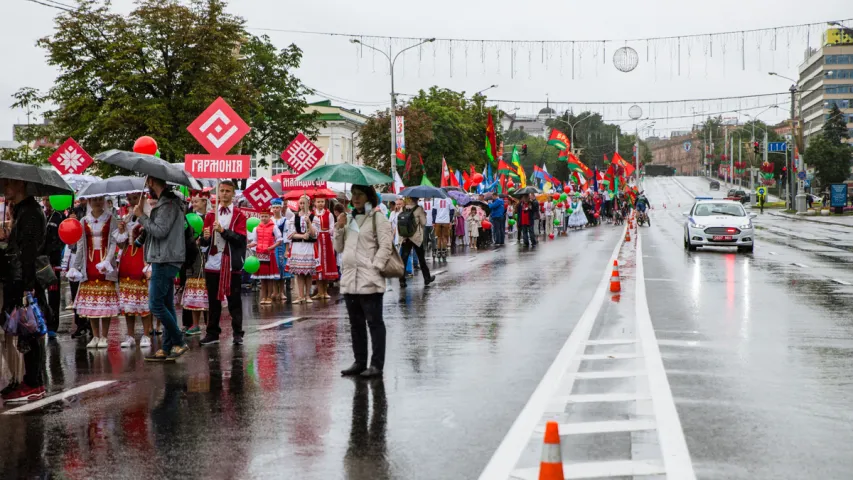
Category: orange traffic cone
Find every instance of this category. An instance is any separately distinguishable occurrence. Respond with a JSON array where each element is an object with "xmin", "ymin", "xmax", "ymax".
[
  {"xmin": 612, "ymin": 261, "xmax": 620, "ymax": 278},
  {"xmin": 610, "ymin": 267, "xmax": 622, "ymax": 292},
  {"xmin": 625, "ymin": 230, "xmax": 631, "ymax": 242},
  {"xmin": 538, "ymin": 421, "xmax": 564, "ymax": 480}
]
